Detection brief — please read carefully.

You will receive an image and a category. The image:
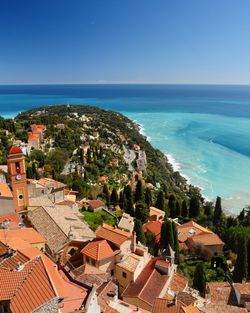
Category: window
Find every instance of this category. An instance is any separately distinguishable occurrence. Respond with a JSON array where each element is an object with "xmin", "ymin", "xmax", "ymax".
[
  {"xmin": 15, "ymin": 162, "xmax": 20, "ymax": 173},
  {"xmin": 19, "ymin": 195, "xmax": 23, "ymax": 200},
  {"xmin": 91, "ymin": 259, "xmax": 96, "ymax": 267},
  {"xmin": 122, "ymin": 272, "xmax": 127, "ymax": 278},
  {"xmin": 85, "ymin": 256, "xmax": 90, "ymax": 264}
]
